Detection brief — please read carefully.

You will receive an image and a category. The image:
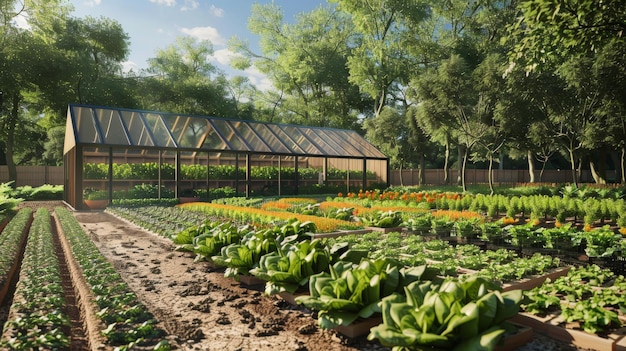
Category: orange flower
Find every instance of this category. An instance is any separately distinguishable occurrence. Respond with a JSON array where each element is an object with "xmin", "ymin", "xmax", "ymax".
[
  {"xmin": 620, "ymin": 227, "xmax": 626, "ymax": 235},
  {"xmin": 584, "ymin": 223, "xmax": 592, "ymax": 232}
]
